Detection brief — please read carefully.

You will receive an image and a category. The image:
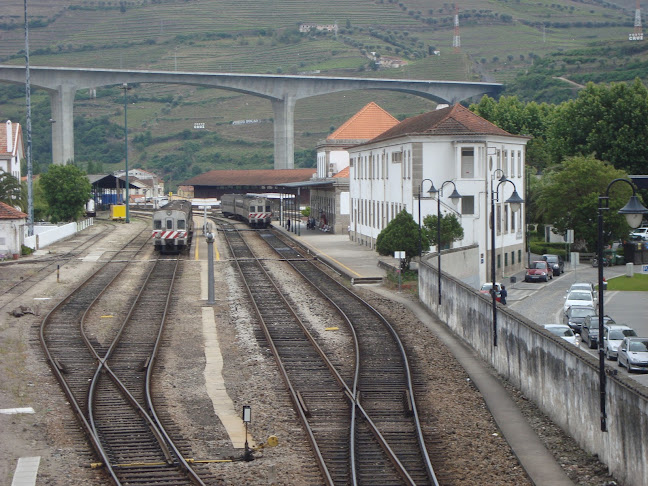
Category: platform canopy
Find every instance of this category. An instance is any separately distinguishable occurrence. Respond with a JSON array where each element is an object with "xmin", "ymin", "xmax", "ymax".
[{"xmin": 87, "ymin": 173, "xmax": 138, "ymax": 189}]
